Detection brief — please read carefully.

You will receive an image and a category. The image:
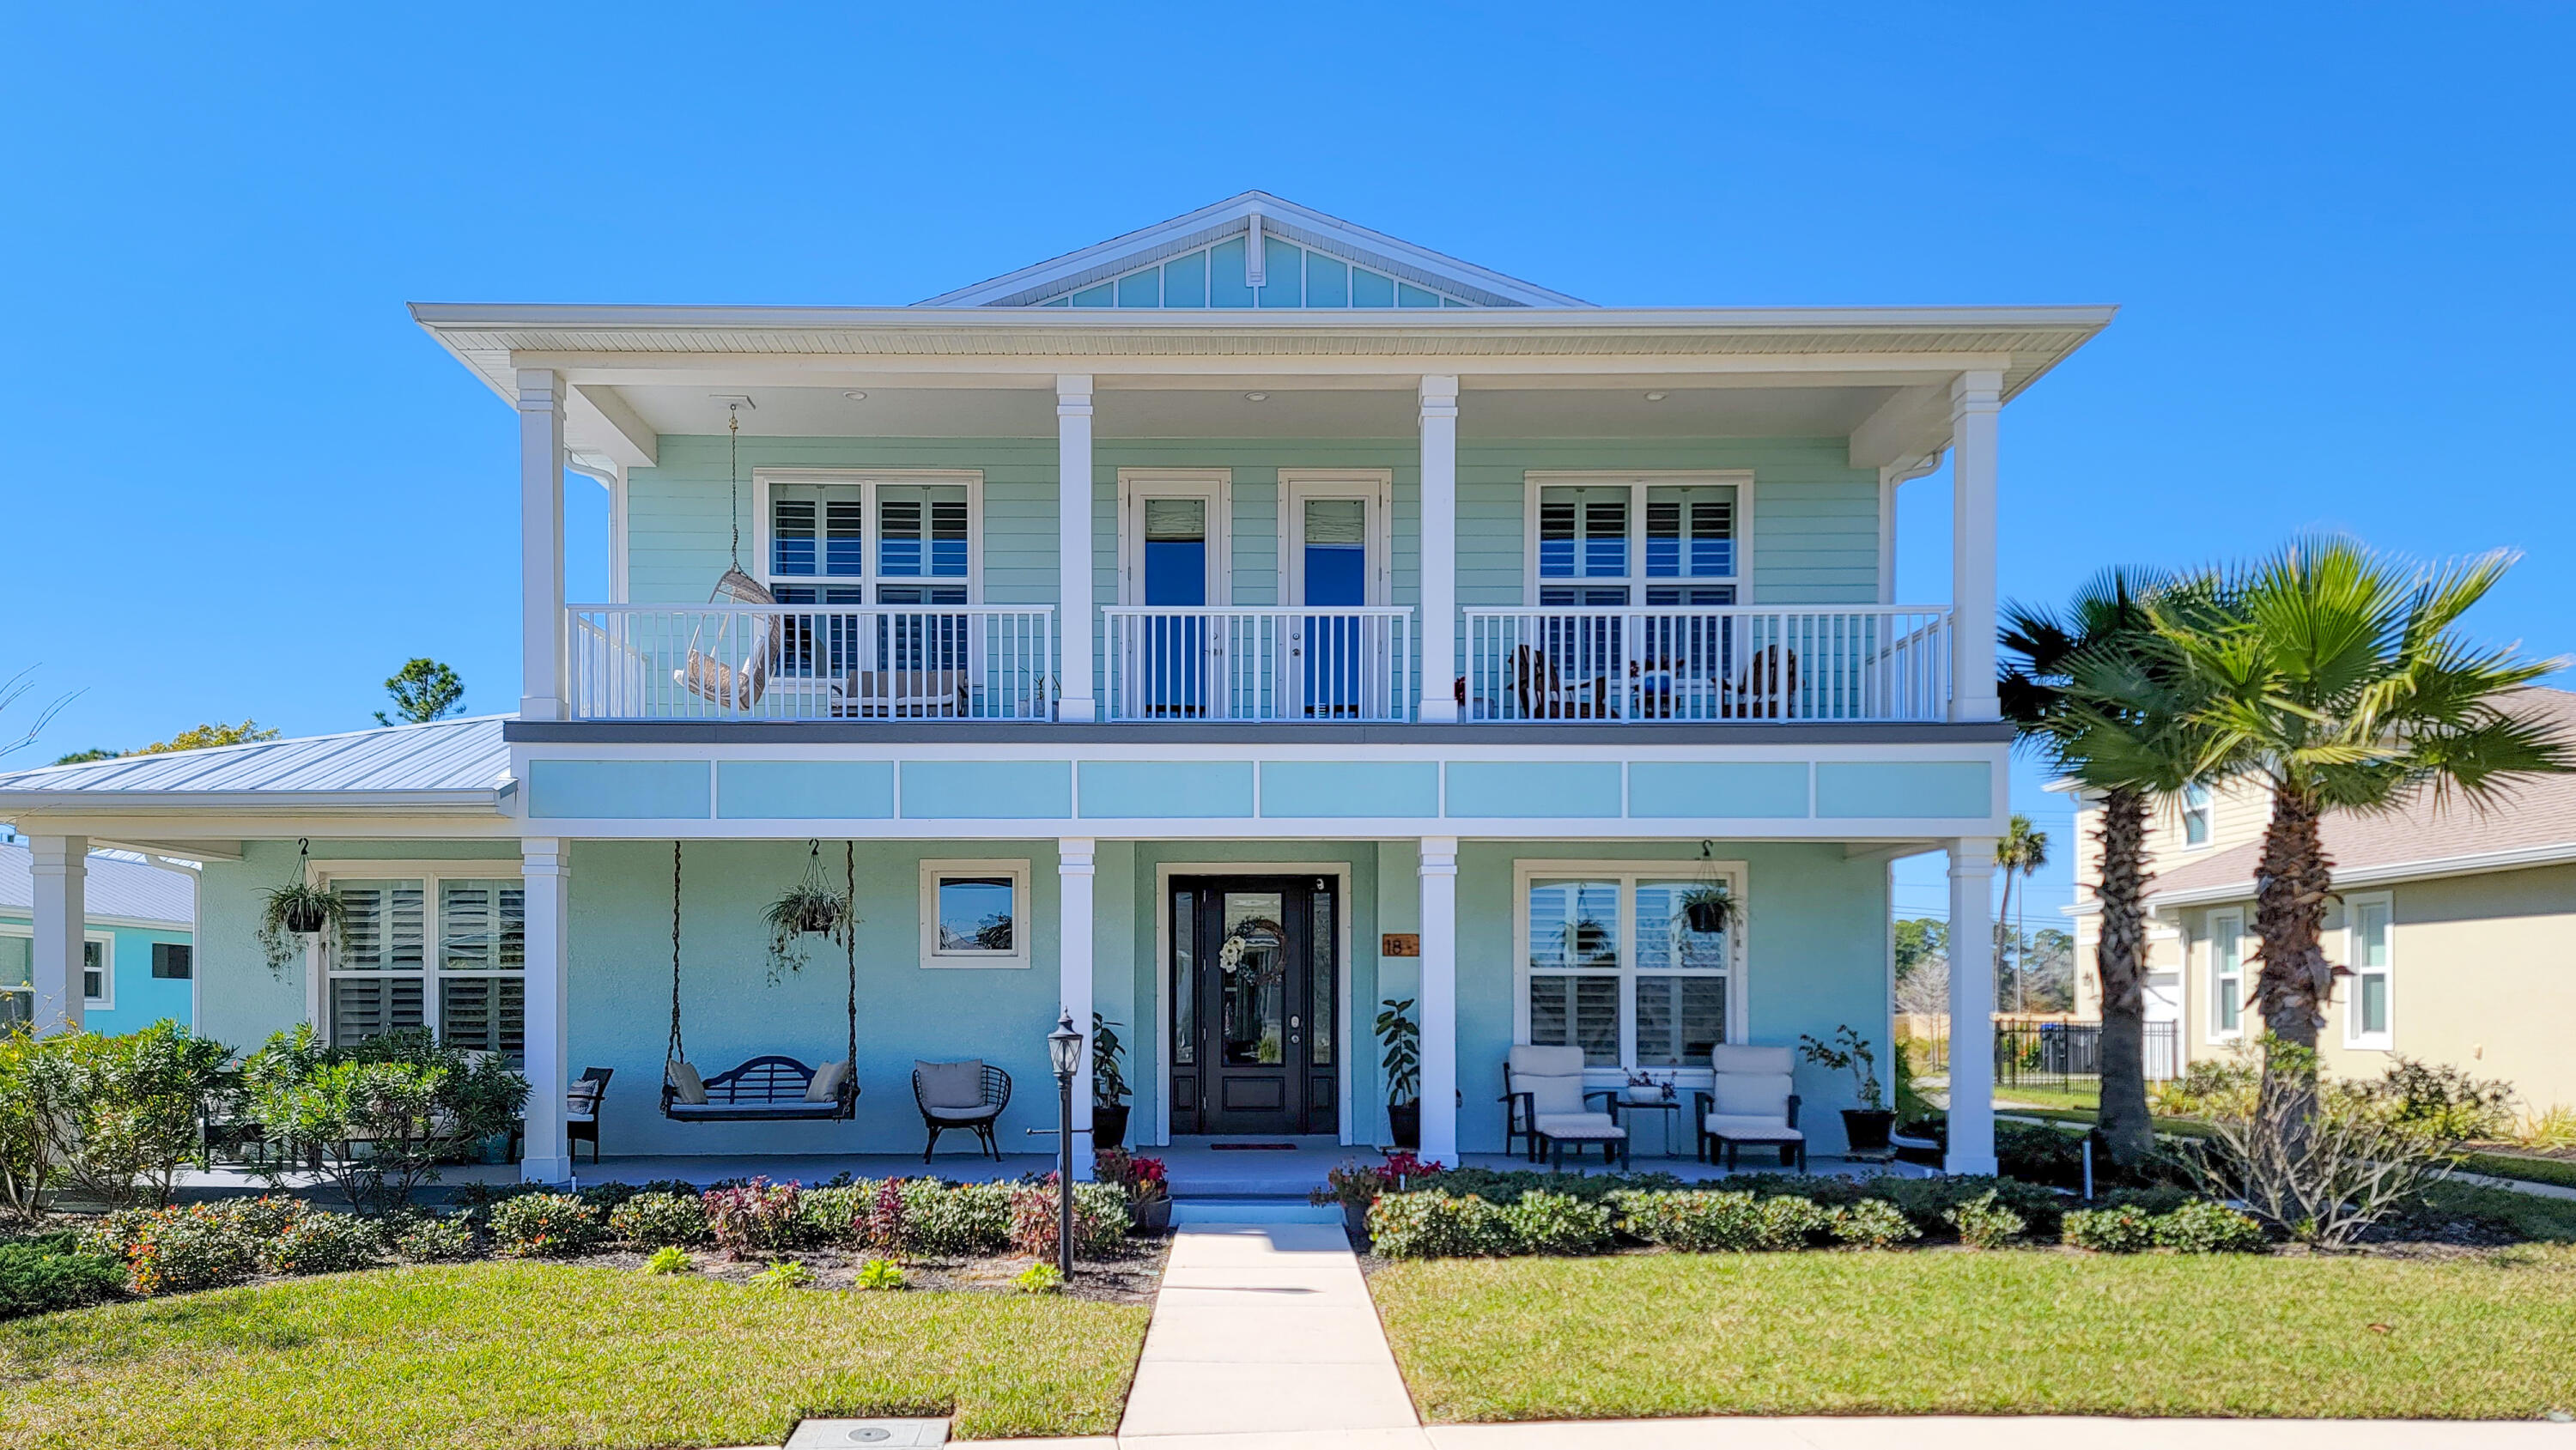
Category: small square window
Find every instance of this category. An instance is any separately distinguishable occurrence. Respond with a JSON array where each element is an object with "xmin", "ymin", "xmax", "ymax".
[
  {"xmin": 920, "ymin": 860, "xmax": 1030, "ymax": 968},
  {"xmin": 152, "ymin": 943, "xmax": 192, "ymax": 980}
]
